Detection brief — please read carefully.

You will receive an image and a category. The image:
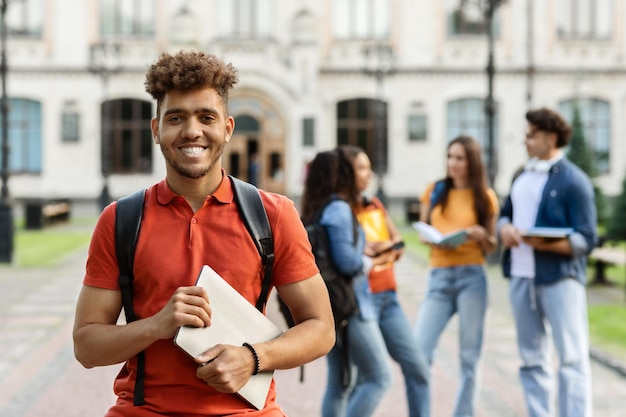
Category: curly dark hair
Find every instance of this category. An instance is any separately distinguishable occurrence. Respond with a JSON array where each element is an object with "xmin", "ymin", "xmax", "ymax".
[
  {"xmin": 525, "ymin": 107, "xmax": 572, "ymax": 148},
  {"xmin": 300, "ymin": 148, "xmax": 359, "ymax": 224},
  {"xmin": 144, "ymin": 51, "xmax": 239, "ymax": 117}
]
